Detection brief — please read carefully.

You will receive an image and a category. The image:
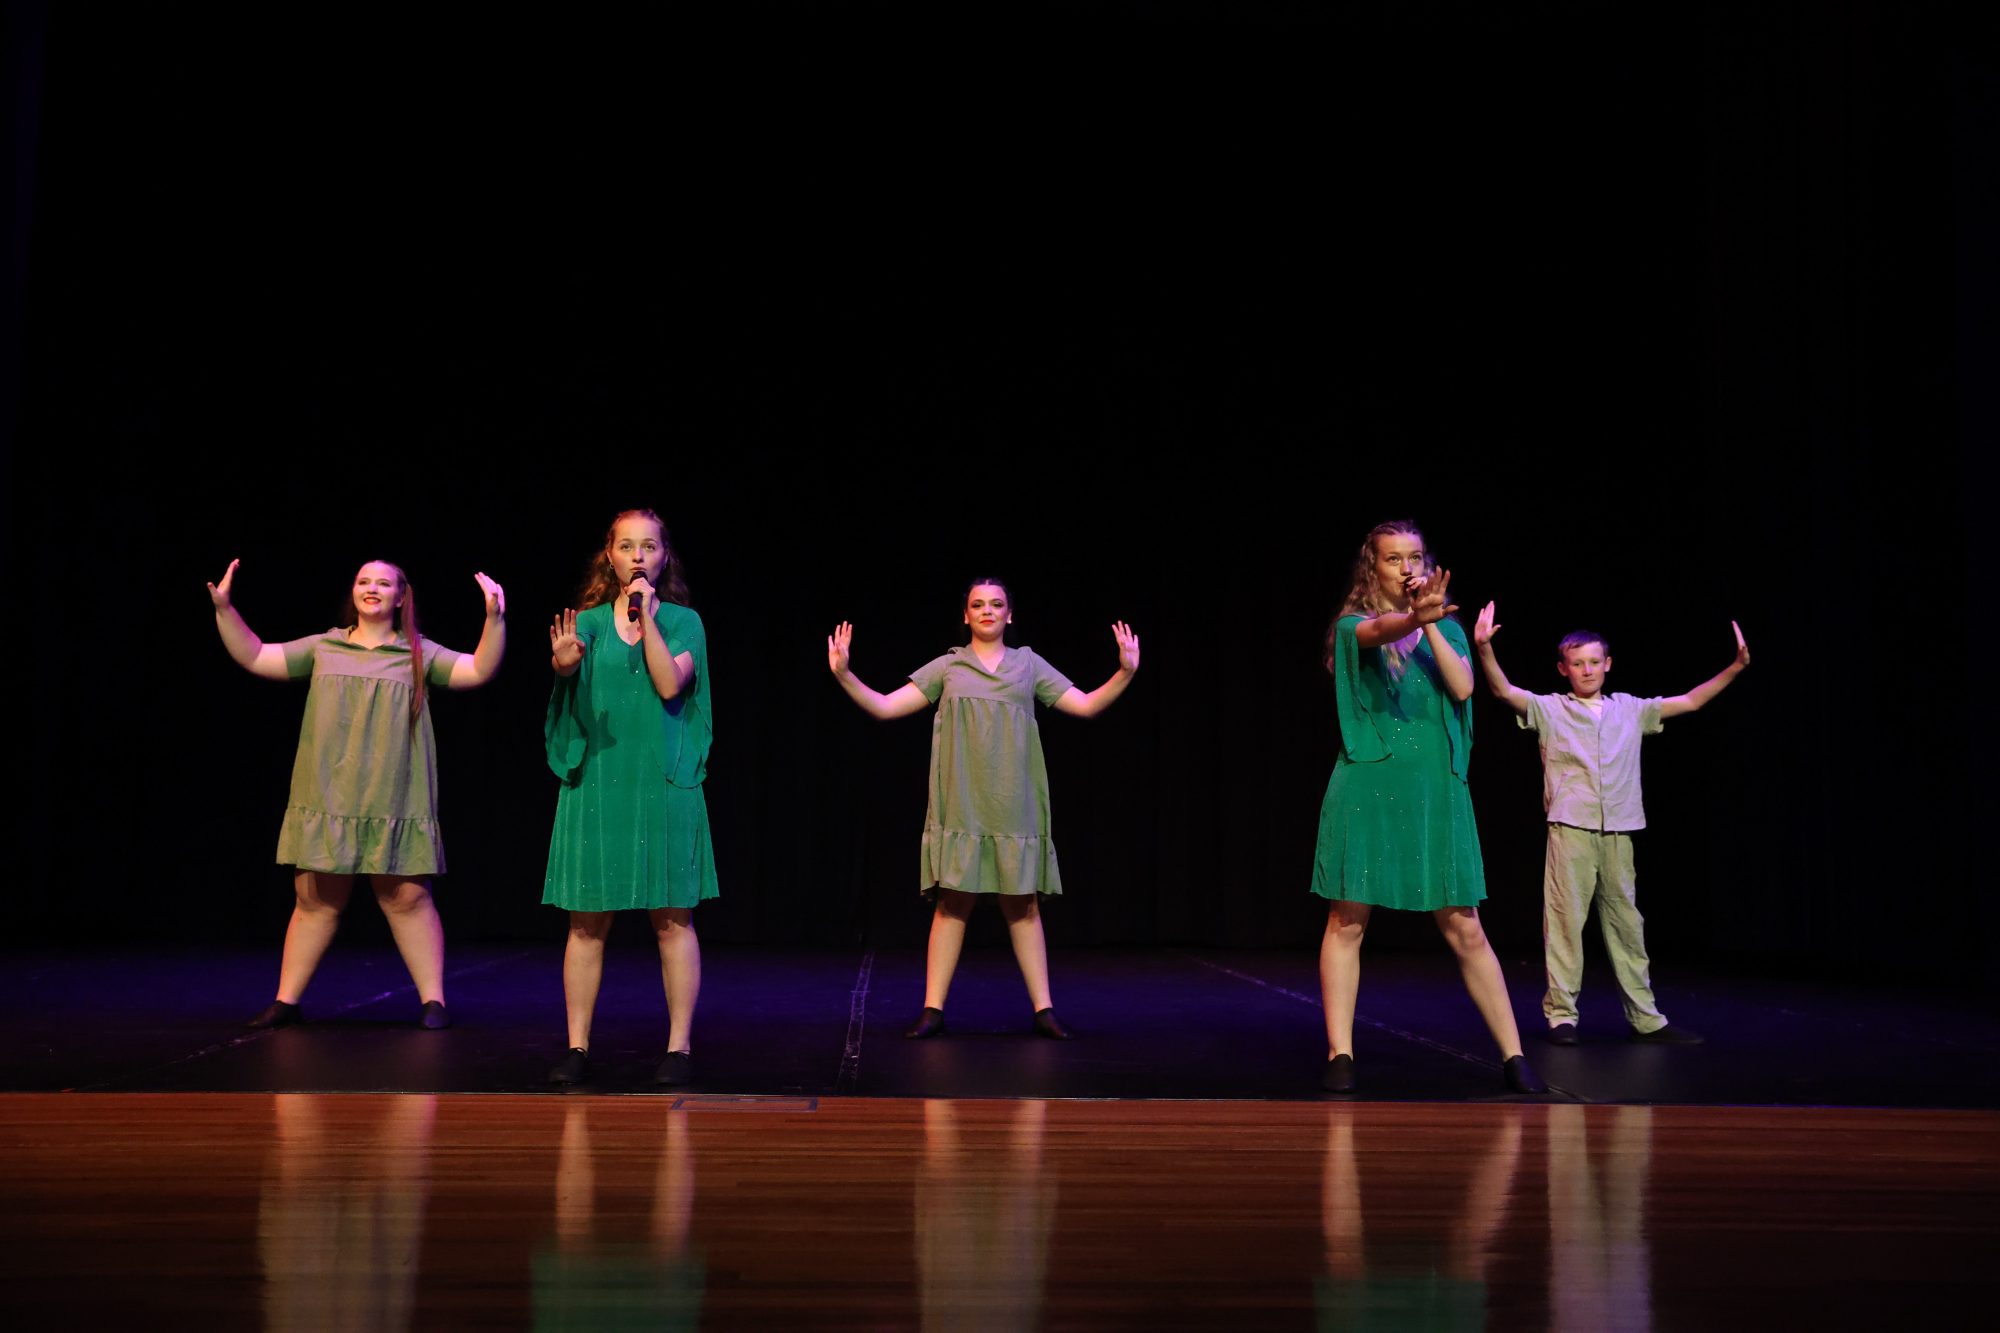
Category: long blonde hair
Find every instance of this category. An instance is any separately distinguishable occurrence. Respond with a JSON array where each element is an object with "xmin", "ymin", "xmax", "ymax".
[
  {"xmin": 338, "ymin": 560, "xmax": 427, "ymax": 725},
  {"xmin": 1324, "ymin": 519, "xmax": 1436, "ymax": 680}
]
